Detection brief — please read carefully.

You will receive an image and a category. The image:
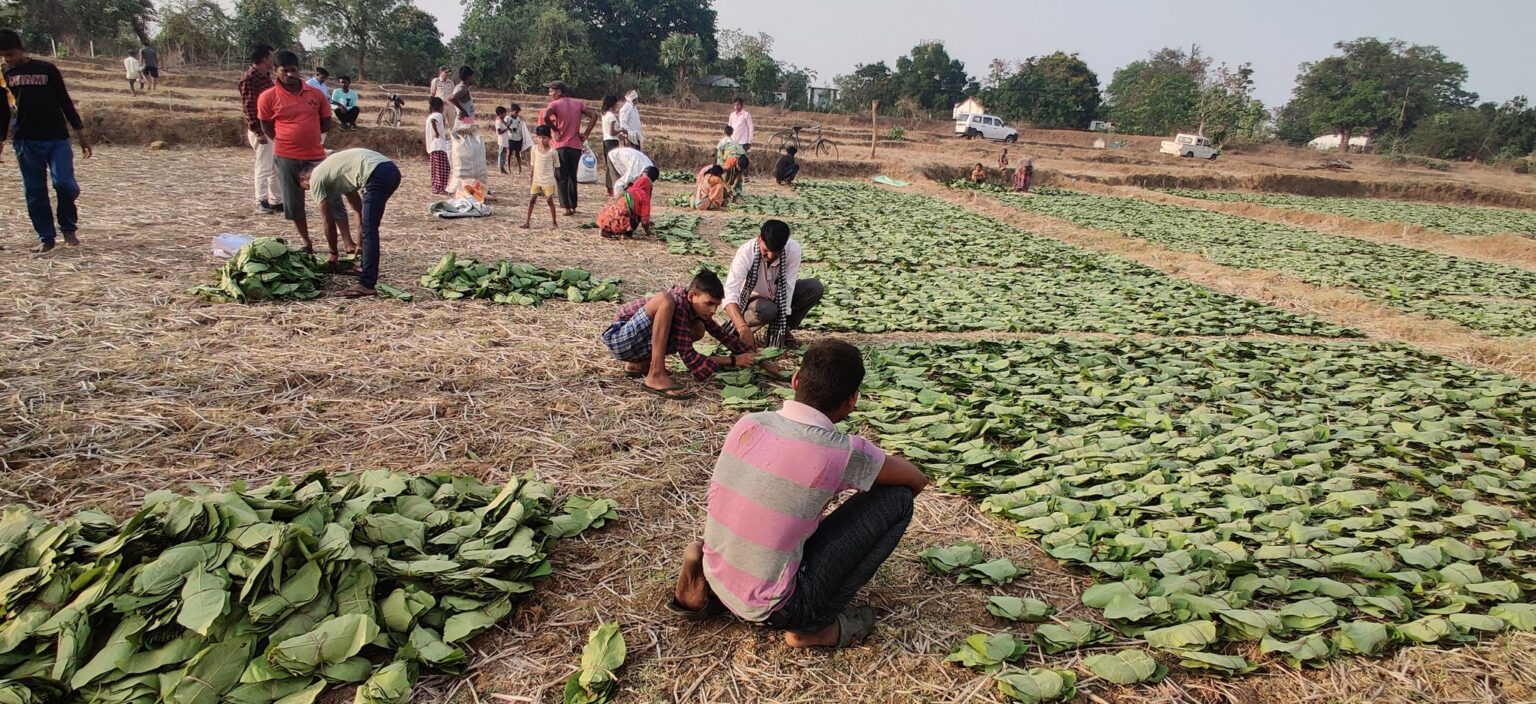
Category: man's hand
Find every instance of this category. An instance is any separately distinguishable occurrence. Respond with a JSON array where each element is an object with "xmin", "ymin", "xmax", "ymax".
[
  {"xmin": 734, "ymin": 351, "xmax": 758, "ymax": 367},
  {"xmin": 77, "ymin": 132, "xmax": 93, "ymax": 159},
  {"xmin": 761, "ymin": 360, "xmax": 782, "ymax": 375}
]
